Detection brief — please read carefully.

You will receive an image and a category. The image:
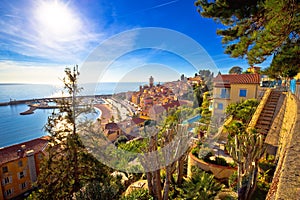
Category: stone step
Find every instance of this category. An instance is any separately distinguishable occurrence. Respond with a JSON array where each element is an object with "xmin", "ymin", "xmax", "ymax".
[
  {"xmin": 266, "ymin": 104, "xmax": 277, "ymax": 108},
  {"xmin": 257, "ymin": 129, "xmax": 269, "ymax": 135},
  {"xmin": 255, "ymin": 125, "xmax": 270, "ymax": 132},
  {"xmin": 257, "ymin": 120, "xmax": 272, "ymax": 126},
  {"xmin": 262, "ymin": 109, "xmax": 275, "ymax": 113},
  {"xmin": 258, "ymin": 116, "xmax": 273, "ymax": 121},
  {"xmin": 260, "ymin": 113, "xmax": 274, "ymax": 118},
  {"xmin": 267, "ymin": 101, "xmax": 278, "ymax": 104}
]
